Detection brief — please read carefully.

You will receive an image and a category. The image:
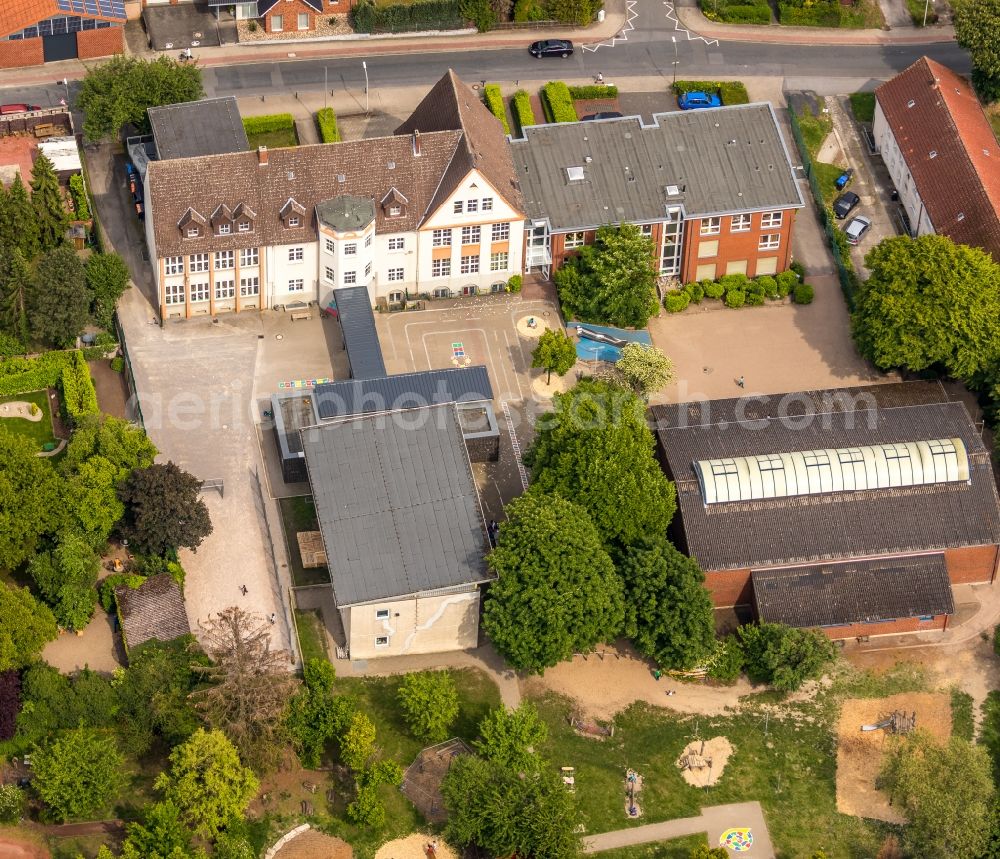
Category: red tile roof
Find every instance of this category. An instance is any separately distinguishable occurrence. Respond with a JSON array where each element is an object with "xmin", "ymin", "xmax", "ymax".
[
  {"xmin": 875, "ymin": 57, "xmax": 1000, "ymax": 260},
  {"xmin": 0, "ymin": 0, "xmax": 56, "ymax": 38}
]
